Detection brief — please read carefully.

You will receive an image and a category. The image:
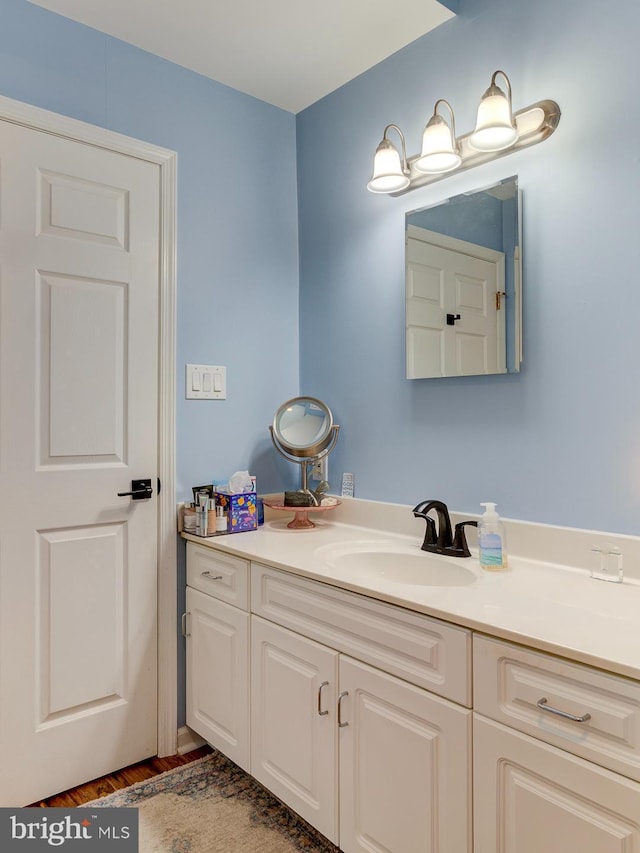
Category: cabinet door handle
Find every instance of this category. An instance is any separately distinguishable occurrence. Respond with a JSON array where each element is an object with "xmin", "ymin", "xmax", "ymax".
[
  {"xmin": 201, "ymin": 571, "xmax": 223, "ymax": 580},
  {"xmin": 181, "ymin": 611, "xmax": 191, "ymax": 638},
  {"xmin": 338, "ymin": 691, "xmax": 349, "ymax": 727},
  {"xmin": 536, "ymin": 697, "xmax": 591, "ymax": 723},
  {"xmin": 317, "ymin": 681, "xmax": 329, "ymax": 716}
]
